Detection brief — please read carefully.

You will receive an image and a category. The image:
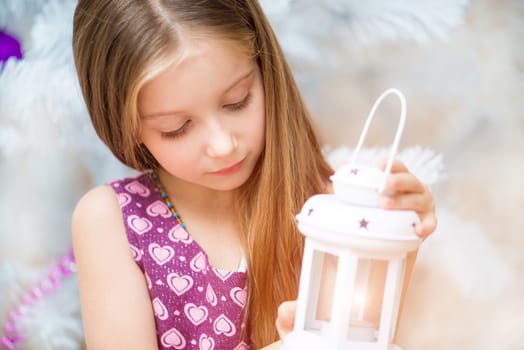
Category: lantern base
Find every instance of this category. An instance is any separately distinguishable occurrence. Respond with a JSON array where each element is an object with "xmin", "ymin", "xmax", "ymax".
[{"xmin": 282, "ymin": 330, "xmax": 402, "ymax": 350}]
